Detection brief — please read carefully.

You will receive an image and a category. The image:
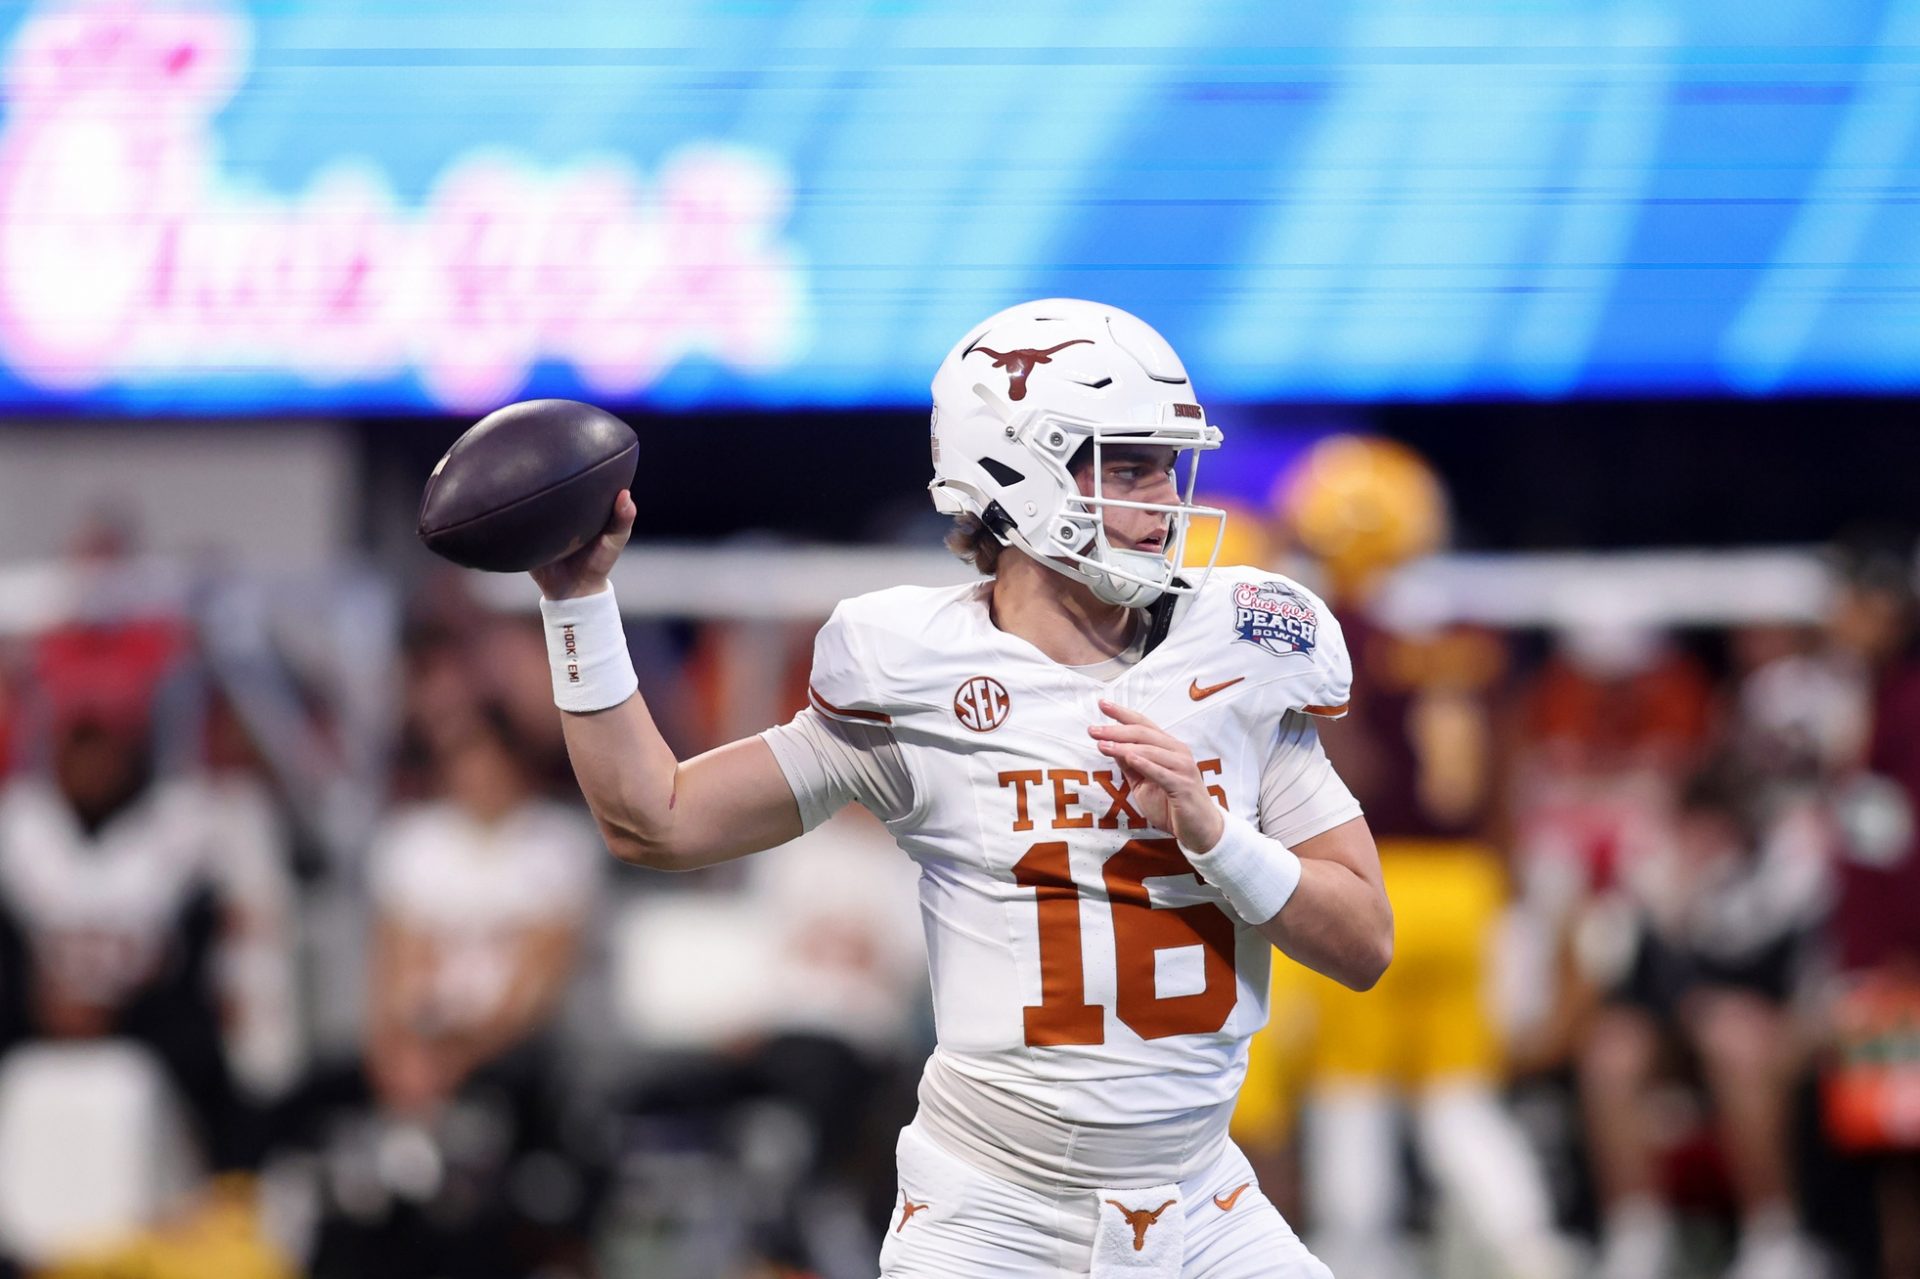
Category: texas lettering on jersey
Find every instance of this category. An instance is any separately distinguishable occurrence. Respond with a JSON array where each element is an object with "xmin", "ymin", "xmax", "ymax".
[
  {"xmin": 802, "ymin": 565, "xmax": 1351, "ymax": 1126},
  {"xmin": 996, "ymin": 760, "xmax": 1225, "ymax": 833}
]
